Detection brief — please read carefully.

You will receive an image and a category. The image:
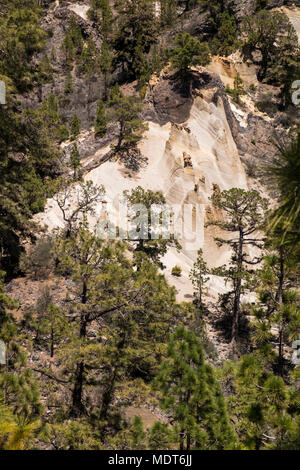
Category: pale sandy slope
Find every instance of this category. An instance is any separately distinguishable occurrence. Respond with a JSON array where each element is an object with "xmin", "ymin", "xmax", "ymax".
[
  {"xmin": 281, "ymin": 6, "xmax": 300, "ymax": 42},
  {"xmin": 39, "ymin": 88, "xmax": 253, "ymax": 301},
  {"xmin": 67, "ymin": 2, "xmax": 89, "ymax": 21}
]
